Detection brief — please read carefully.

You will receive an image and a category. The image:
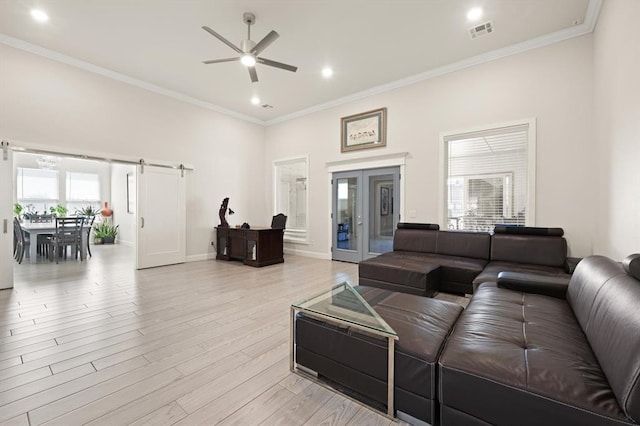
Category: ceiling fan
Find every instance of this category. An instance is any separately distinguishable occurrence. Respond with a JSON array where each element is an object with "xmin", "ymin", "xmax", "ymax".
[{"xmin": 201, "ymin": 12, "xmax": 298, "ymax": 83}]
